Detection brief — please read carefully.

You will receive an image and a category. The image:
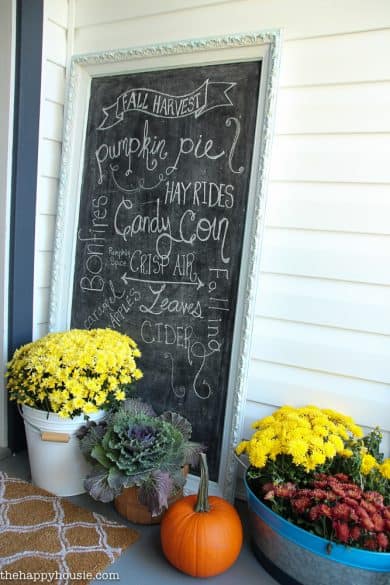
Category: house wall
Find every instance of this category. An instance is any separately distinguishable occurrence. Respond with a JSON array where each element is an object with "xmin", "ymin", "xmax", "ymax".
[
  {"xmin": 34, "ymin": 0, "xmax": 69, "ymax": 341},
  {"xmin": 34, "ymin": 0, "xmax": 390, "ymax": 461}
]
